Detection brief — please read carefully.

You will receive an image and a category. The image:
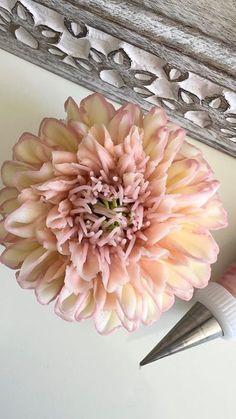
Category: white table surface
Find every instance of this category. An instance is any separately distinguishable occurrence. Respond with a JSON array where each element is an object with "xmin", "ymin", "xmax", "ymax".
[{"xmin": 0, "ymin": 49, "xmax": 236, "ymax": 419}]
